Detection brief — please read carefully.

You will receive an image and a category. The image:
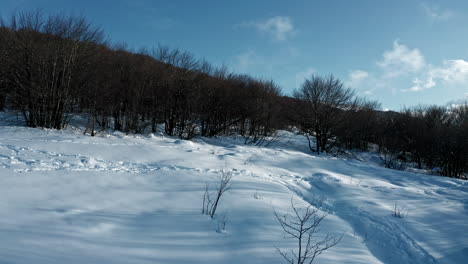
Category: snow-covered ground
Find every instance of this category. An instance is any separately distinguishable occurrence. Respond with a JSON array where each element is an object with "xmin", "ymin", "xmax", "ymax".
[{"xmin": 0, "ymin": 113, "xmax": 467, "ymax": 264}]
